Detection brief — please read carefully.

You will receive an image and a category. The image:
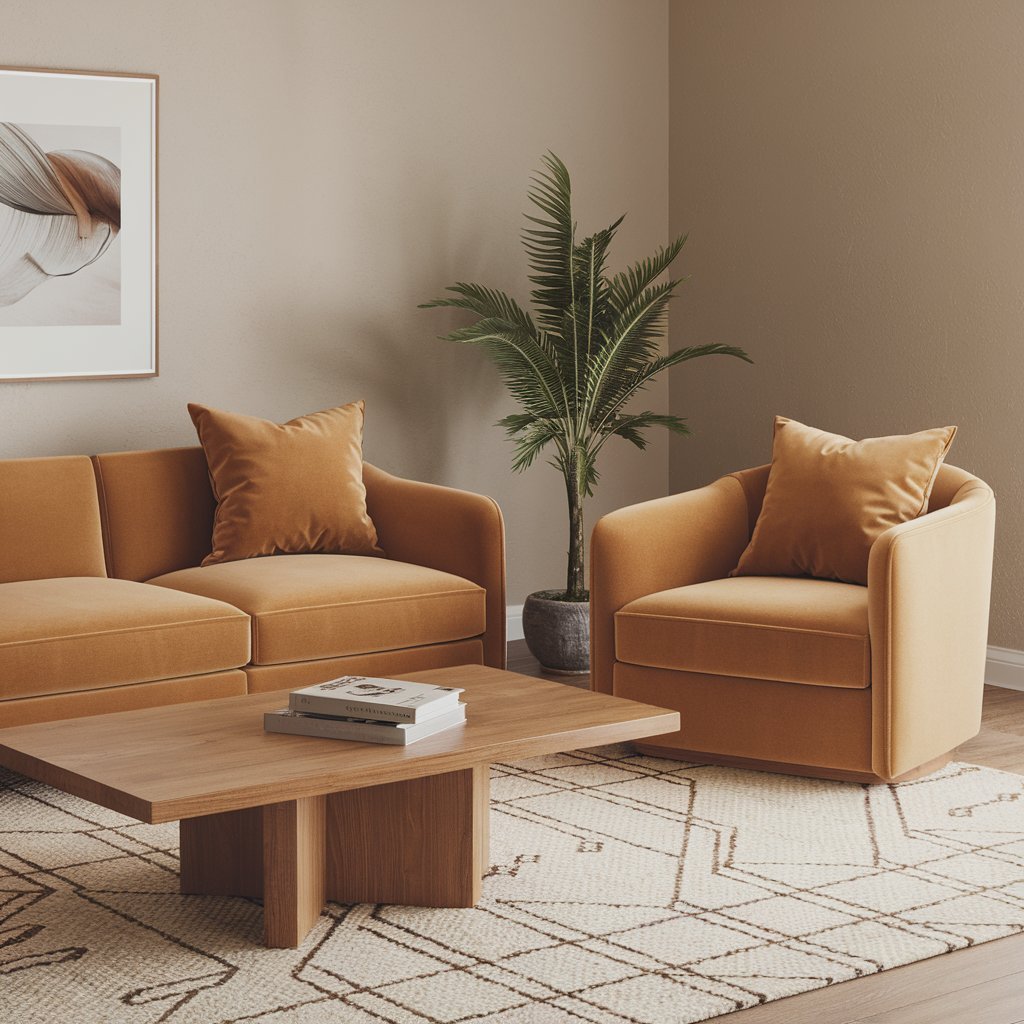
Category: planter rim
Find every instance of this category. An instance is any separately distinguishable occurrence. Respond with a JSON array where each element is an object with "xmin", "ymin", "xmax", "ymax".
[{"xmin": 526, "ymin": 589, "xmax": 590, "ymax": 606}]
